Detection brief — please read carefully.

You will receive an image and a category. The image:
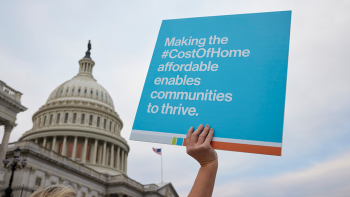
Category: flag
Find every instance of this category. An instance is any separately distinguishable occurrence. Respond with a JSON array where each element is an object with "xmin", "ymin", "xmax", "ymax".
[{"xmin": 152, "ymin": 147, "xmax": 162, "ymax": 155}]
